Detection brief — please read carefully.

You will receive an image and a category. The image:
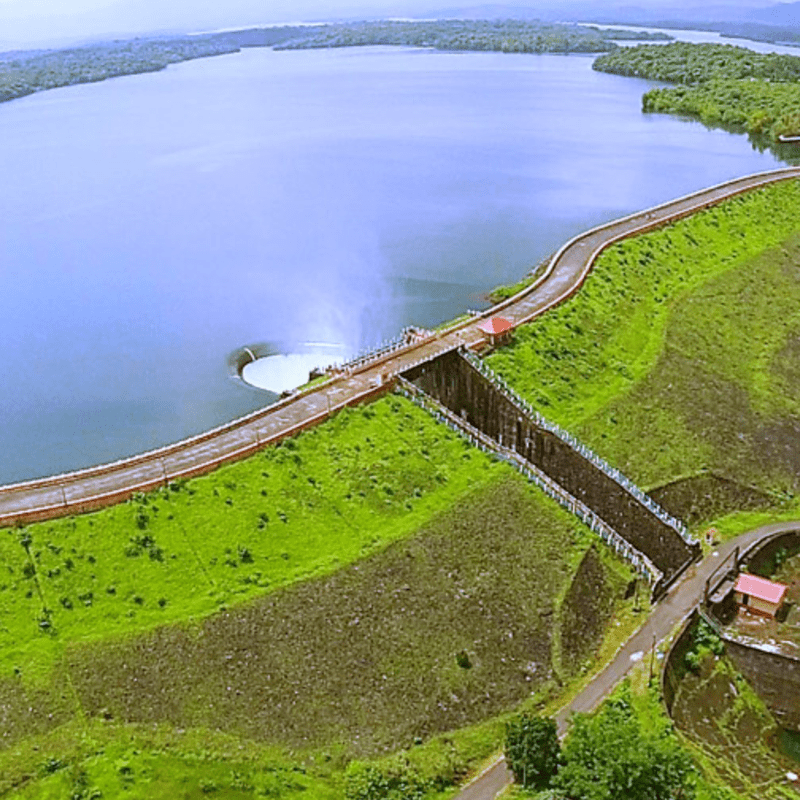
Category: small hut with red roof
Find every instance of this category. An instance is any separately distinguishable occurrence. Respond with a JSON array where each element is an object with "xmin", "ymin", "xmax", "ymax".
[
  {"xmin": 733, "ymin": 573, "xmax": 788, "ymax": 618},
  {"xmin": 477, "ymin": 316, "xmax": 514, "ymax": 347}
]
